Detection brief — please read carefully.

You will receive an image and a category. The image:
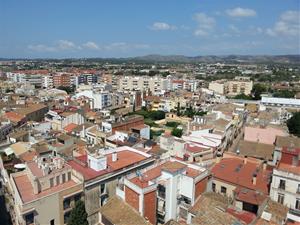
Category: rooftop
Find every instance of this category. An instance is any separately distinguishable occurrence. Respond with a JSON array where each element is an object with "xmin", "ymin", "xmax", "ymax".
[
  {"xmin": 211, "ymin": 157, "xmax": 271, "ymax": 194},
  {"xmin": 99, "ymin": 196, "xmax": 152, "ymax": 225},
  {"xmin": 13, "ymin": 173, "xmax": 77, "ymax": 204},
  {"xmin": 68, "ymin": 147, "xmax": 152, "ymax": 181}
]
